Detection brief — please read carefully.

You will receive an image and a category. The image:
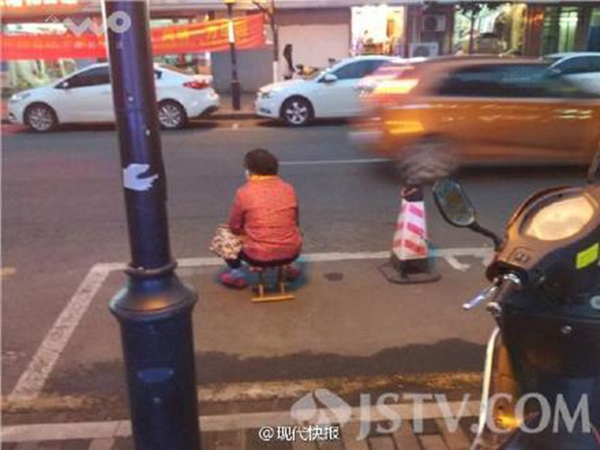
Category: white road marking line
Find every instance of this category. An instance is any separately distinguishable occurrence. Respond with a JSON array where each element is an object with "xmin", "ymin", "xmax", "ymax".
[
  {"xmin": 8, "ymin": 247, "xmax": 493, "ymax": 402},
  {"xmin": 280, "ymin": 158, "xmax": 389, "ymax": 166},
  {"xmin": 1, "ymin": 401, "xmax": 479, "ymax": 442},
  {"xmin": 8, "ymin": 265, "xmax": 112, "ymax": 402},
  {"xmin": 177, "ymin": 249, "xmax": 494, "ymax": 268},
  {"xmin": 177, "ymin": 251, "xmax": 391, "ymax": 268},
  {"xmin": 445, "ymin": 256, "xmax": 471, "ymax": 272}
]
